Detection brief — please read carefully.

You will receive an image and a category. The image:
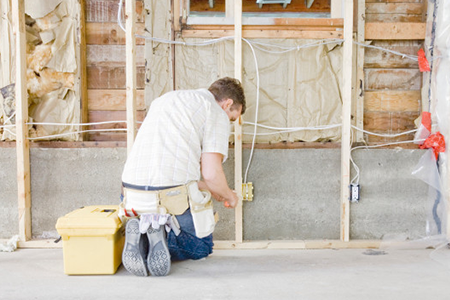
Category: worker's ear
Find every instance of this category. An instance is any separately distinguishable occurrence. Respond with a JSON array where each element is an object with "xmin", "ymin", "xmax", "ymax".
[{"xmin": 219, "ymin": 98, "xmax": 234, "ymax": 111}]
